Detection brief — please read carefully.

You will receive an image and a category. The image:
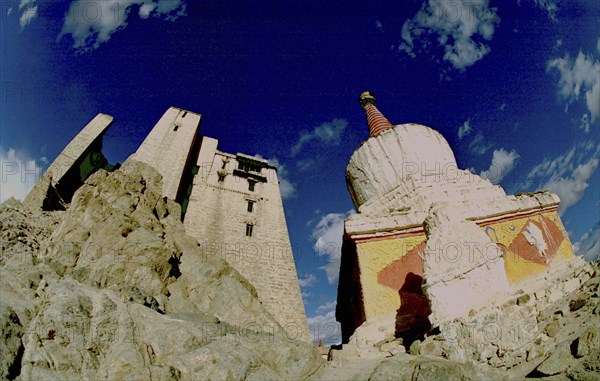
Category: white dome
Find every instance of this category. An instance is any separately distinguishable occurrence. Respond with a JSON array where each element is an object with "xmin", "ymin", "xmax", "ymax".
[{"xmin": 346, "ymin": 123, "xmax": 457, "ymax": 209}]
